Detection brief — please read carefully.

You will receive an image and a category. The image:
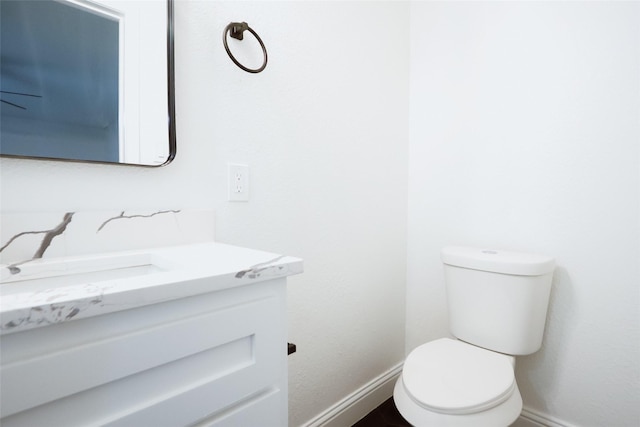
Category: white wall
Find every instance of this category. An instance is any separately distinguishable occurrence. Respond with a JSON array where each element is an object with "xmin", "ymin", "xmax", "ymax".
[
  {"xmin": 191, "ymin": 2, "xmax": 409, "ymax": 425},
  {"xmin": 408, "ymin": 2, "xmax": 639, "ymax": 426},
  {"xmin": 0, "ymin": 1, "xmax": 409, "ymax": 426}
]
